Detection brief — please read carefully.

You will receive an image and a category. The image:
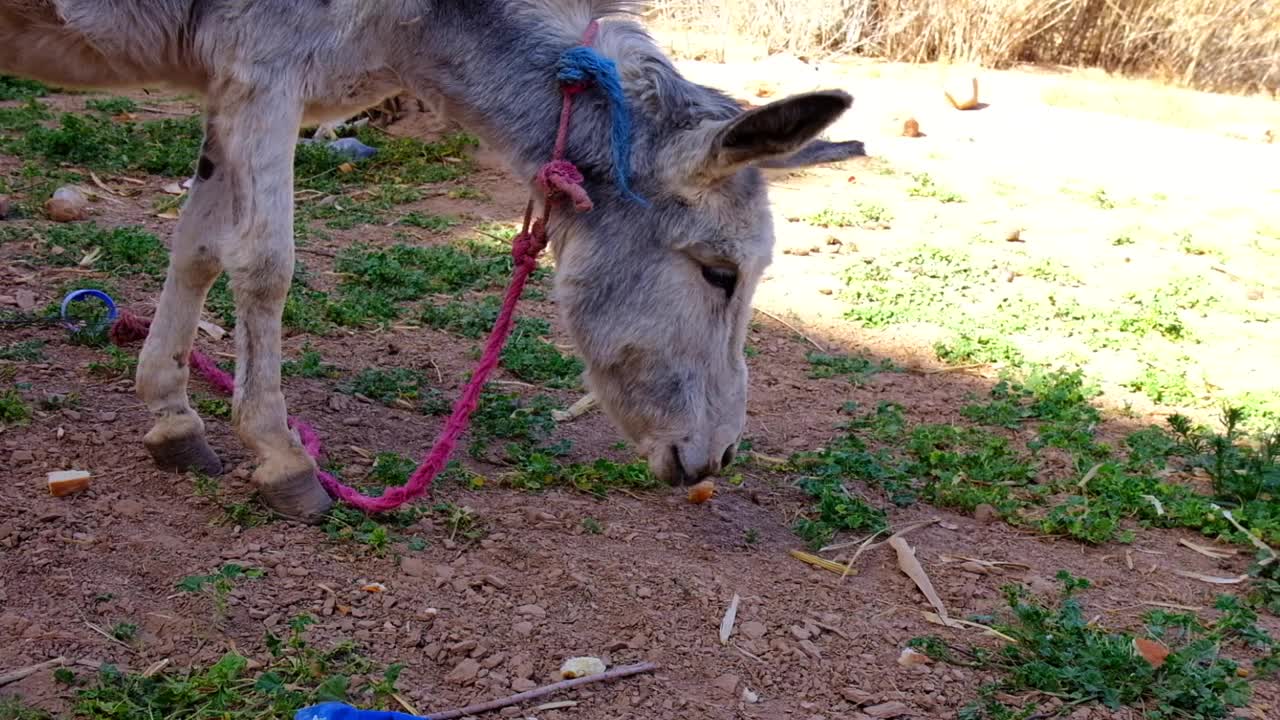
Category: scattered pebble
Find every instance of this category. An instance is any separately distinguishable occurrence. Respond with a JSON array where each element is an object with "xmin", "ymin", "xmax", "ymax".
[
  {"xmin": 516, "ymin": 604, "xmax": 546, "ymax": 618},
  {"xmin": 445, "ymin": 658, "xmax": 480, "ymax": 685},
  {"xmin": 741, "ymin": 621, "xmax": 767, "ymax": 640},
  {"xmin": 864, "ymin": 700, "xmax": 912, "ymax": 718},
  {"xmin": 712, "ymin": 673, "xmax": 740, "ymax": 696},
  {"xmin": 400, "ymin": 557, "xmax": 427, "ymax": 577},
  {"xmin": 973, "ymin": 503, "xmax": 998, "ymax": 524}
]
